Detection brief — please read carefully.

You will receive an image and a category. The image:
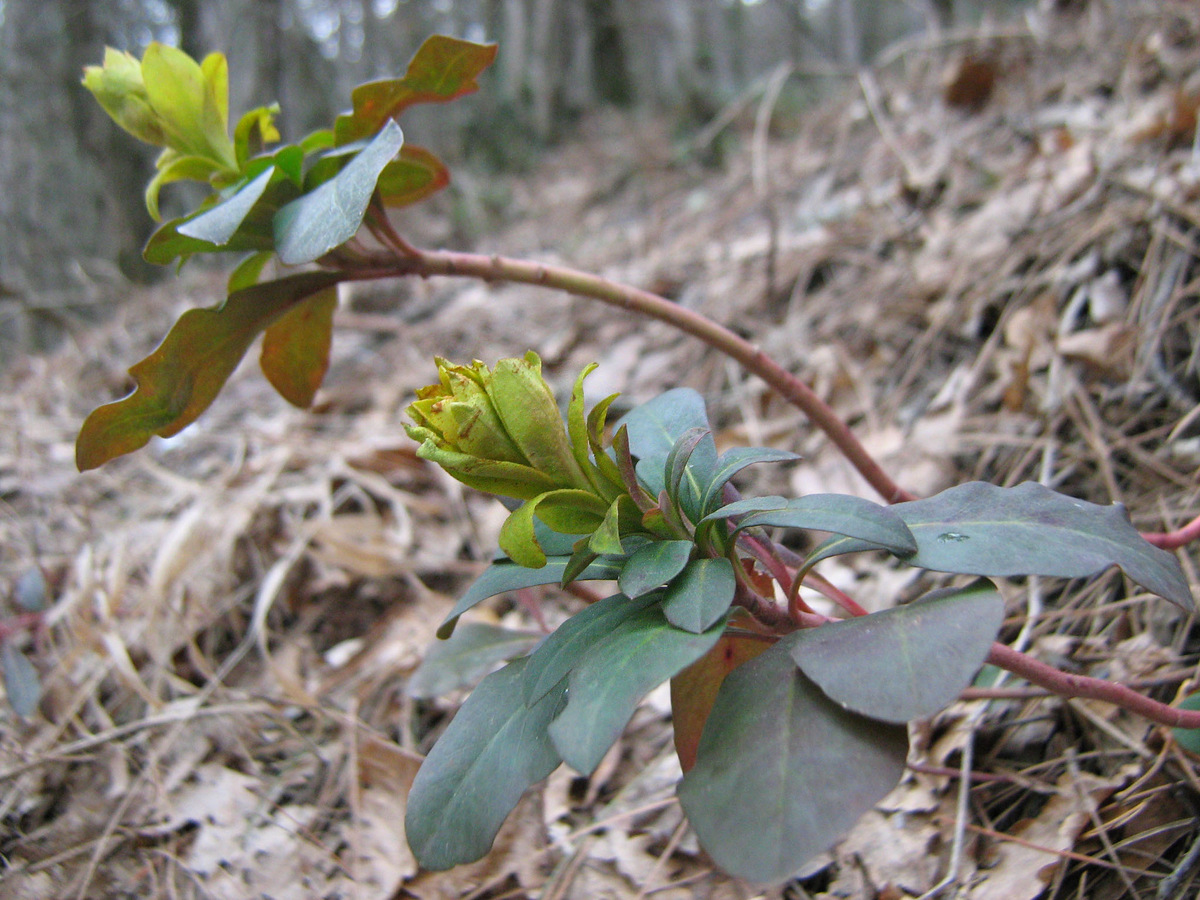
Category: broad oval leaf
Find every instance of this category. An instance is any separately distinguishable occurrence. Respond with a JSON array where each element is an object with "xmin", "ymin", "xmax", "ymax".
[
  {"xmin": 405, "ymin": 657, "xmax": 565, "ymax": 870},
  {"xmin": 547, "ymin": 603, "xmax": 726, "ymax": 774},
  {"xmin": 2, "ymin": 642, "xmax": 41, "ymax": 719},
  {"xmin": 378, "ymin": 145, "xmax": 451, "ymax": 207},
  {"xmin": 678, "ymin": 639, "xmax": 908, "ymax": 883},
  {"xmin": 662, "ymin": 557, "xmax": 736, "ymax": 633},
  {"xmin": 274, "ymin": 120, "xmax": 404, "ymax": 265},
  {"xmin": 259, "ymin": 286, "xmax": 337, "ymax": 407},
  {"xmin": 335, "ymin": 35, "xmax": 499, "ymax": 144},
  {"xmin": 894, "ymin": 481, "xmax": 1192, "ymax": 610},
  {"xmin": 522, "ymin": 592, "xmax": 660, "ymax": 706},
  {"xmin": 789, "ymin": 579, "xmax": 1004, "ymax": 723},
  {"xmin": 711, "ymin": 494, "xmax": 917, "ymax": 557},
  {"xmin": 438, "ymin": 555, "xmax": 625, "ymax": 639},
  {"xmin": 619, "ymin": 540, "xmax": 693, "ymax": 599},
  {"xmin": 76, "ymin": 272, "xmax": 342, "ymax": 470},
  {"xmin": 406, "ymin": 623, "xmax": 540, "ymax": 699}
]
